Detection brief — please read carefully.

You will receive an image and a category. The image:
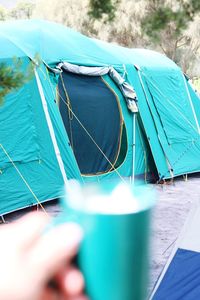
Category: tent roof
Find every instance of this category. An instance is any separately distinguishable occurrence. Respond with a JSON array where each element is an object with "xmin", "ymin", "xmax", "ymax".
[{"xmin": 0, "ymin": 19, "xmax": 179, "ymax": 71}]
